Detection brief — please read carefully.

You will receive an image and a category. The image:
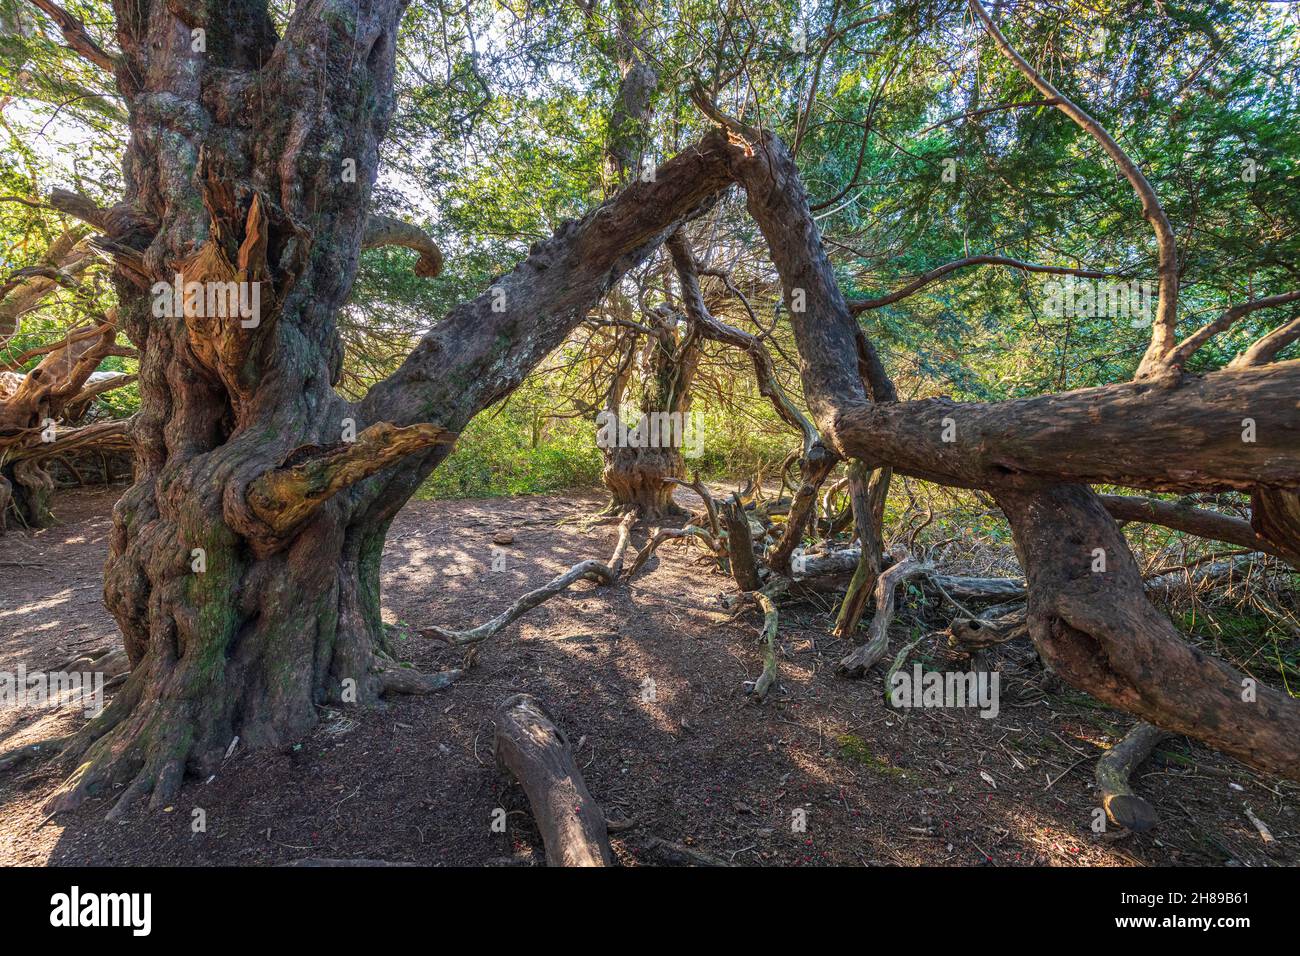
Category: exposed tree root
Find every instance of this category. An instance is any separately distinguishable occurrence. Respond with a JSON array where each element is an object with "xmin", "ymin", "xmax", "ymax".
[
  {"xmin": 0, "ymin": 735, "xmax": 72, "ymax": 772},
  {"xmin": 421, "ymin": 513, "xmax": 635, "ymax": 645},
  {"xmin": 1096, "ymin": 722, "xmax": 1170, "ymax": 832},
  {"xmin": 59, "ymin": 644, "xmax": 131, "ymax": 679},
  {"xmin": 838, "ymin": 552, "xmax": 933, "ymax": 678},
  {"xmin": 494, "ymin": 694, "xmax": 611, "ymax": 866},
  {"xmin": 749, "ymin": 588, "xmax": 781, "ymax": 700},
  {"xmin": 42, "ymin": 679, "xmax": 190, "ymax": 821}
]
